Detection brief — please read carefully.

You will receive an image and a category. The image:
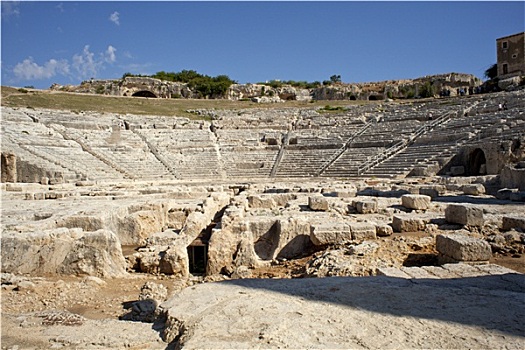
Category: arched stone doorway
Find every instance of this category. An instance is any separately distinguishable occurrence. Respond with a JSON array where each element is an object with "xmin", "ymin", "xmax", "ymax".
[
  {"xmin": 368, "ymin": 95, "xmax": 383, "ymax": 101},
  {"xmin": 468, "ymin": 148, "xmax": 487, "ymax": 175},
  {"xmin": 132, "ymin": 90, "xmax": 157, "ymax": 98}
]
